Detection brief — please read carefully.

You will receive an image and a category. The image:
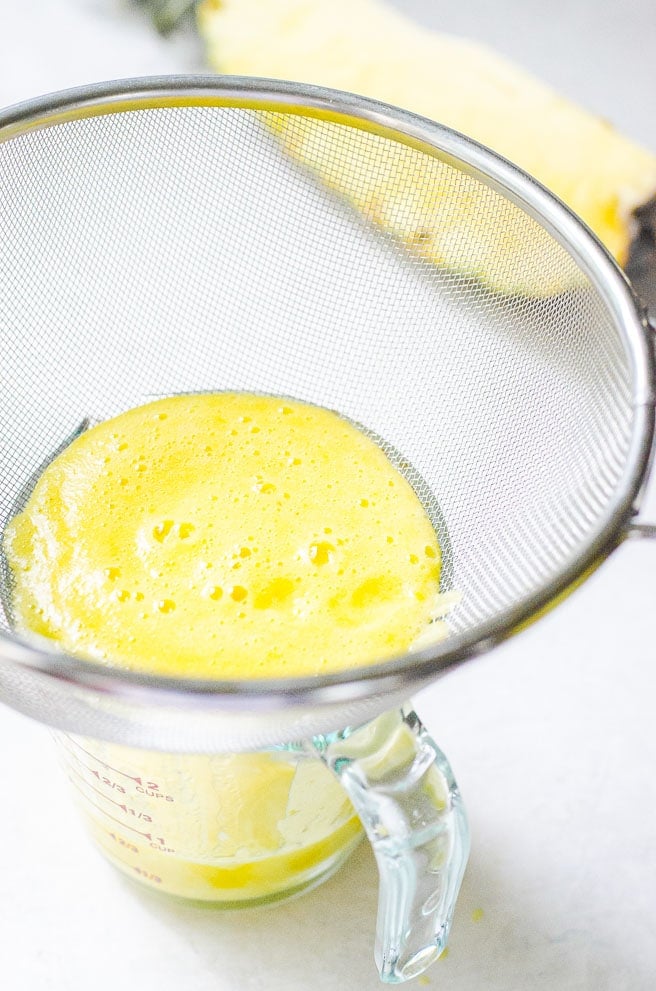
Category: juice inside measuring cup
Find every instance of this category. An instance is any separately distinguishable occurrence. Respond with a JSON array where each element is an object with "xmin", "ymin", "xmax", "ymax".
[{"xmin": 3, "ymin": 393, "xmax": 448, "ymax": 902}]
